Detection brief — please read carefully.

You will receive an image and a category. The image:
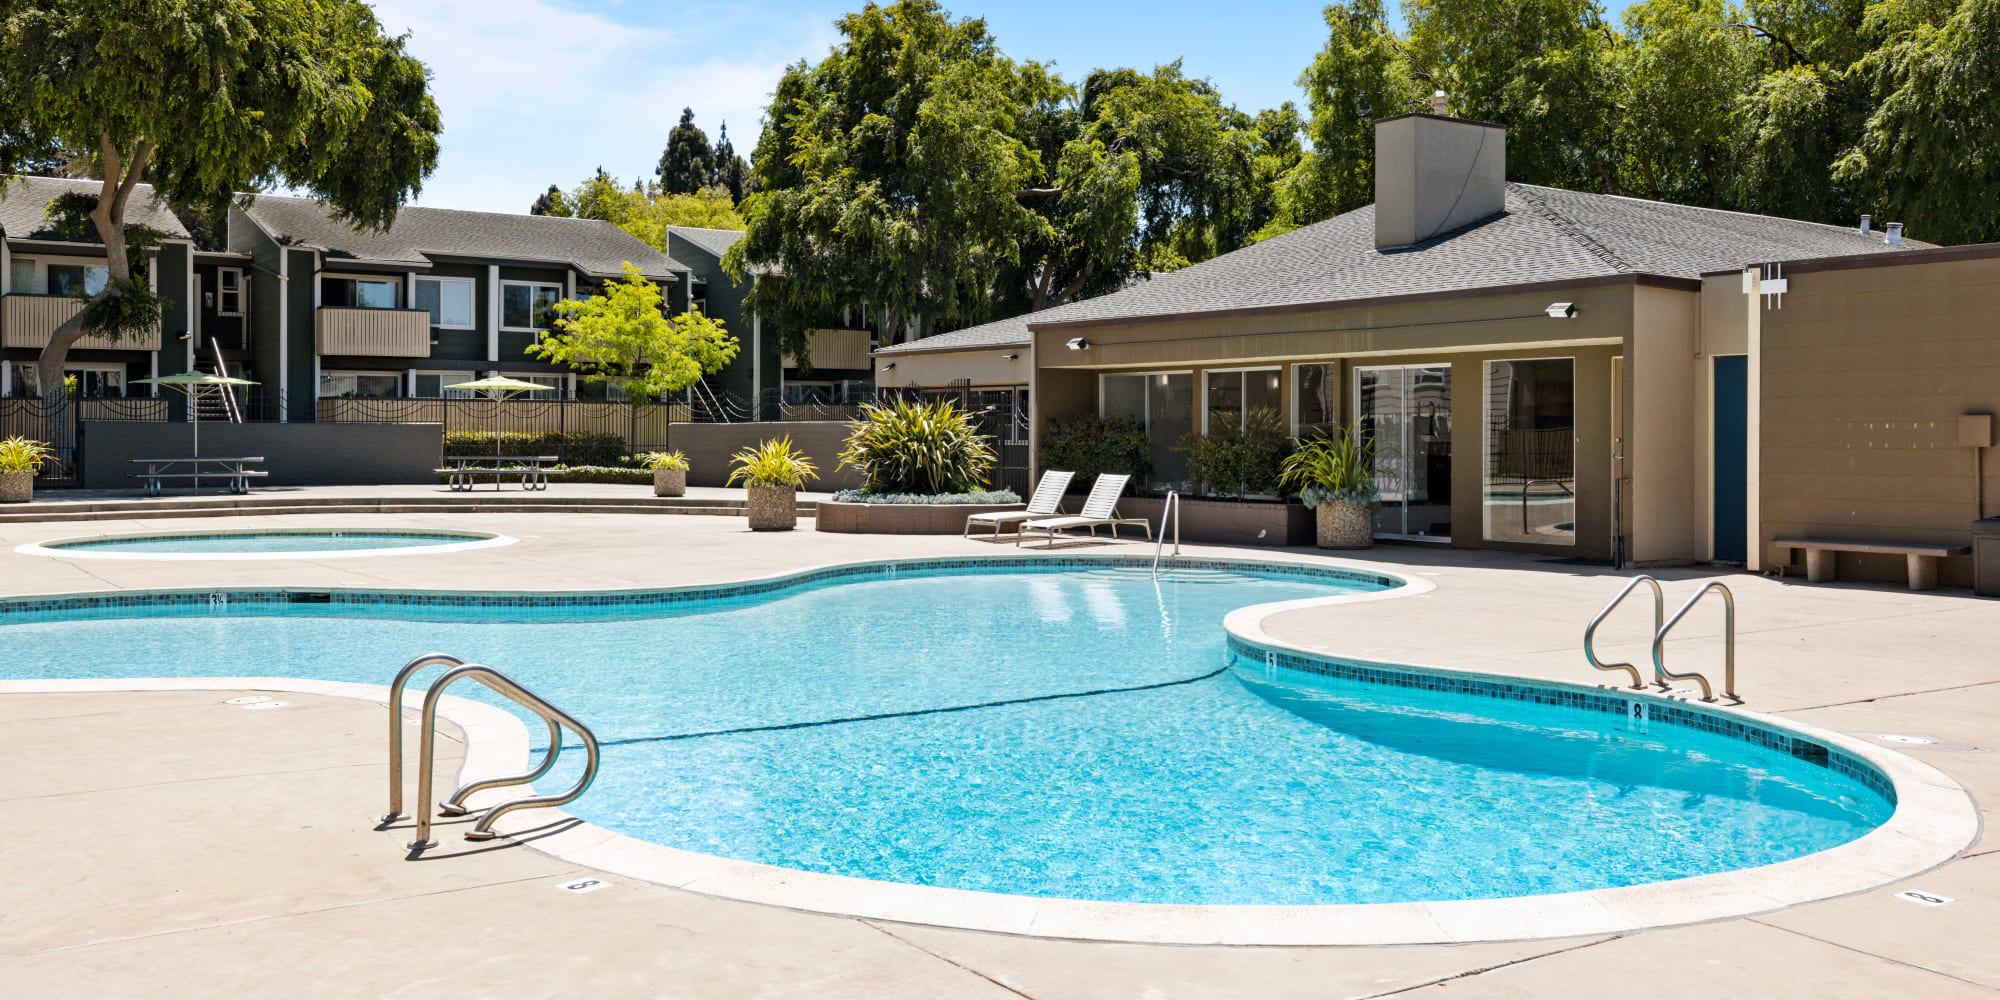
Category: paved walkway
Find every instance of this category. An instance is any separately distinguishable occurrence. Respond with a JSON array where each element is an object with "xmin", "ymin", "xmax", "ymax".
[{"xmin": 0, "ymin": 509, "xmax": 1994, "ymax": 997}]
